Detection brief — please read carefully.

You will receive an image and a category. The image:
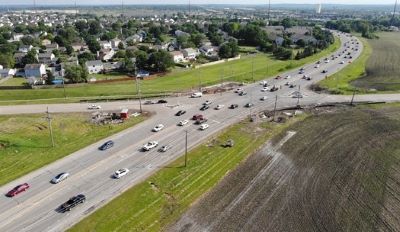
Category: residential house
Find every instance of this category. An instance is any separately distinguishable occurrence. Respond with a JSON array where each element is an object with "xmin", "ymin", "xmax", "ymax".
[
  {"xmin": 41, "ymin": 39, "xmax": 51, "ymax": 46},
  {"xmin": 12, "ymin": 33, "xmax": 24, "ymax": 42},
  {"xmin": 38, "ymin": 52, "xmax": 56, "ymax": 64},
  {"xmin": 175, "ymin": 30, "xmax": 190, "ymax": 37},
  {"xmin": 199, "ymin": 45, "xmax": 214, "ymax": 56},
  {"xmin": 24, "ymin": 63, "xmax": 46, "ymax": 78},
  {"xmin": 111, "ymin": 39, "xmax": 121, "ymax": 49},
  {"xmin": 18, "ymin": 45, "xmax": 33, "ymax": 53},
  {"xmin": 103, "ymin": 61, "xmax": 123, "ymax": 71},
  {"xmin": 14, "ymin": 52, "xmax": 27, "ymax": 64},
  {"xmin": 99, "ymin": 41, "xmax": 112, "ymax": 50},
  {"xmin": 170, "ymin": 51, "xmax": 184, "ymax": 63},
  {"xmin": 71, "ymin": 42, "xmax": 88, "ymax": 52},
  {"xmin": 0, "ymin": 69, "xmax": 16, "ymax": 77},
  {"xmin": 97, "ymin": 49, "xmax": 115, "ymax": 61},
  {"xmin": 182, "ymin": 48, "xmax": 199, "ymax": 60},
  {"xmin": 45, "ymin": 43, "xmax": 59, "ymax": 52},
  {"xmin": 85, "ymin": 60, "xmax": 104, "ymax": 74},
  {"xmin": 126, "ymin": 34, "xmax": 143, "ymax": 44}
]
